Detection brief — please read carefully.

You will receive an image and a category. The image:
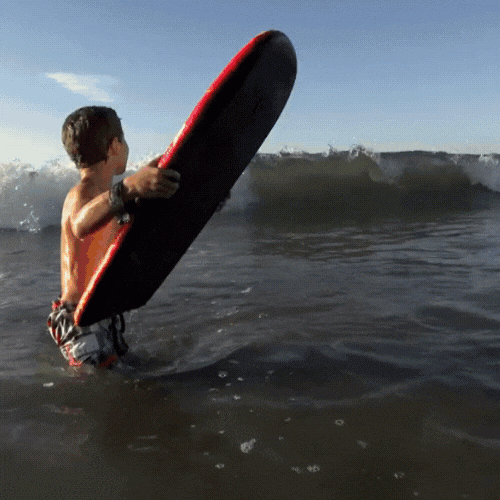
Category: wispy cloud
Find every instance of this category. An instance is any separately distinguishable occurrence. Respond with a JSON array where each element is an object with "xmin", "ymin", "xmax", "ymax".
[{"xmin": 46, "ymin": 73, "xmax": 118, "ymax": 102}]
